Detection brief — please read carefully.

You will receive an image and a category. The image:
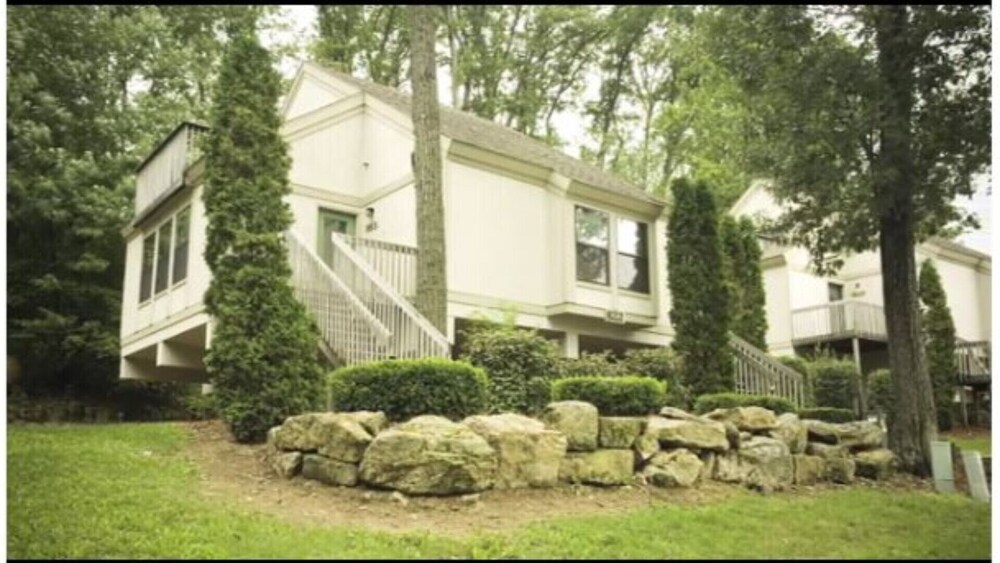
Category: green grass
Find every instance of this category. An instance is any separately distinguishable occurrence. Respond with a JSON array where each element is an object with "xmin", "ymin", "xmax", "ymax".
[
  {"xmin": 8, "ymin": 423, "xmax": 992, "ymax": 559},
  {"xmin": 949, "ymin": 436, "xmax": 992, "ymax": 456}
]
